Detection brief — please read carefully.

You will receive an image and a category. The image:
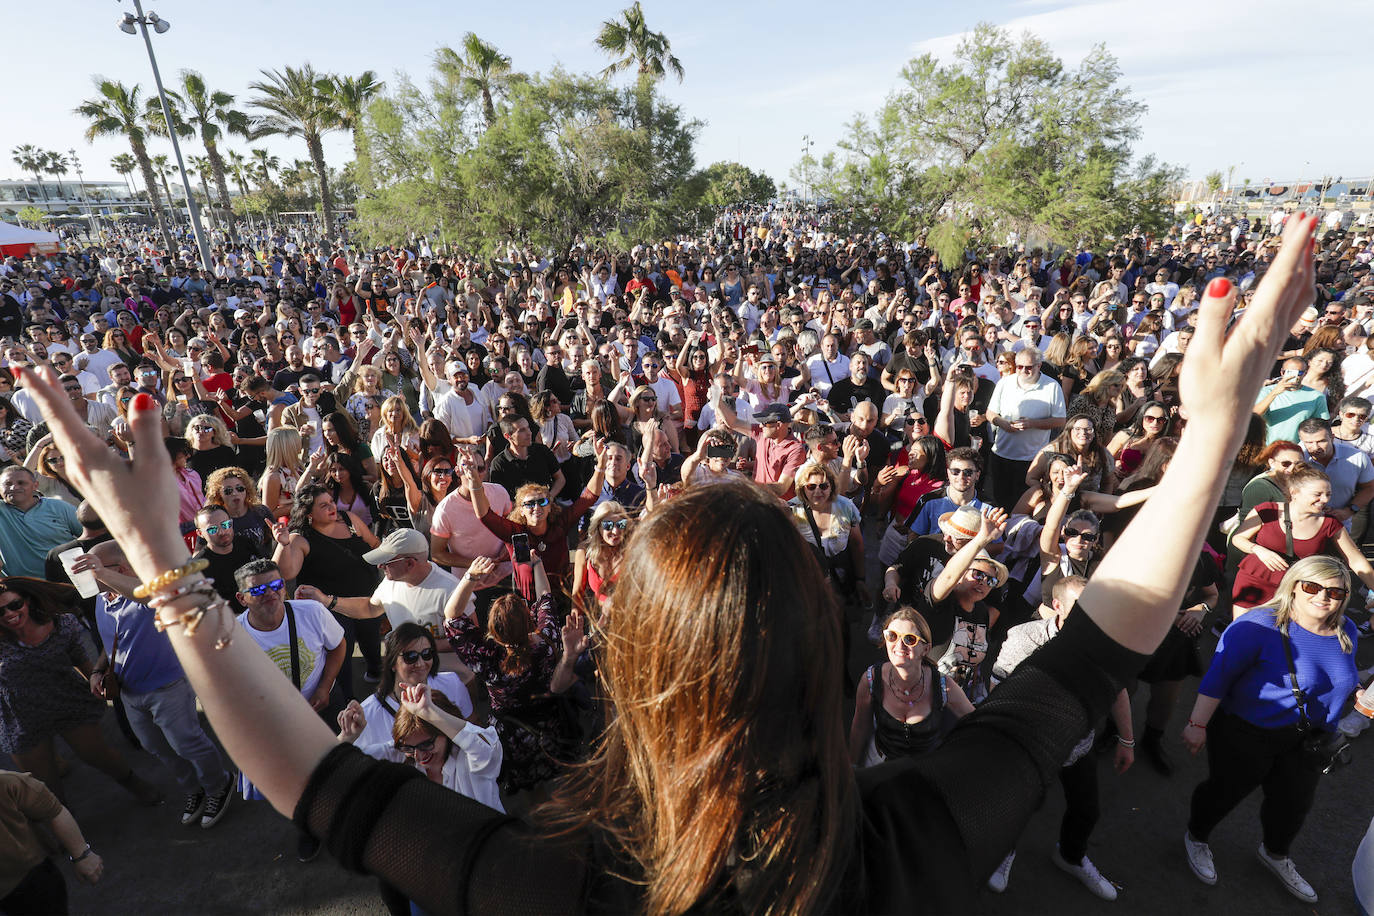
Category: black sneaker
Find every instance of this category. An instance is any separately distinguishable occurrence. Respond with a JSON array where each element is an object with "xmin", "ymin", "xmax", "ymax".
[
  {"xmin": 180, "ymin": 790, "xmax": 206, "ymax": 826},
  {"xmin": 200, "ymin": 775, "xmax": 235, "ymax": 829},
  {"xmin": 297, "ymin": 832, "xmax": 321, "ymax": 863}
]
